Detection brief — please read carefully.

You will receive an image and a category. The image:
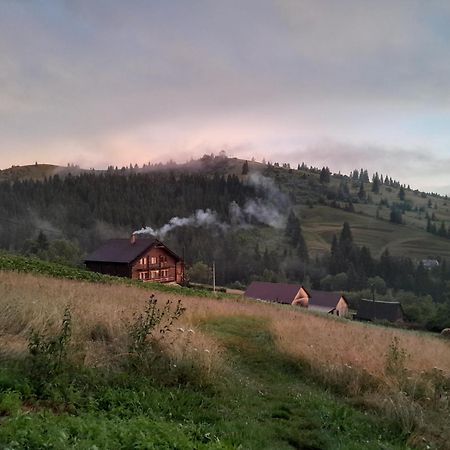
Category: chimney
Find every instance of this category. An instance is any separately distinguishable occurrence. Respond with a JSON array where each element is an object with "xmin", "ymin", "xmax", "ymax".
[{"xmin": 130, "ymin": 234, "xmax": 136, "ymax": 245}]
